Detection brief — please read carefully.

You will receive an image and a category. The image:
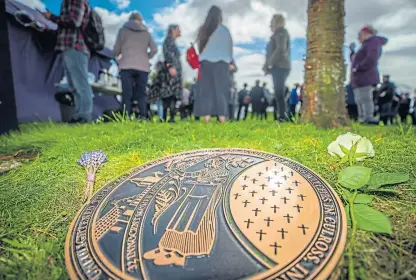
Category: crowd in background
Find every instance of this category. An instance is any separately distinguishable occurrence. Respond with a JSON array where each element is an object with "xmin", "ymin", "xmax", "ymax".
[{"xmin": 43, "ymin": 0, "xmax": 415, "ymax": 125}]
